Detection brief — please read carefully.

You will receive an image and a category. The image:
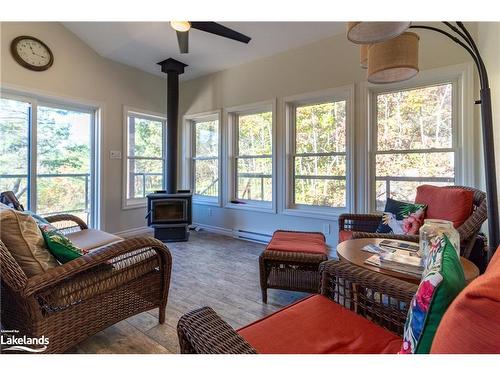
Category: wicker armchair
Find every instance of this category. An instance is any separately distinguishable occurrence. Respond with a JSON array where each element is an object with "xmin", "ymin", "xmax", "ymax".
[
  {"xmin": 177, "ymin": 260, "xmax": 418, "ymax": 354},
  {"xmin": 0, "ymin": 214, "xmax": 172, "ymax": 354},
  {"xmin": 339, "ymin": 186, "xmax": 487, "ymax": 258}
]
